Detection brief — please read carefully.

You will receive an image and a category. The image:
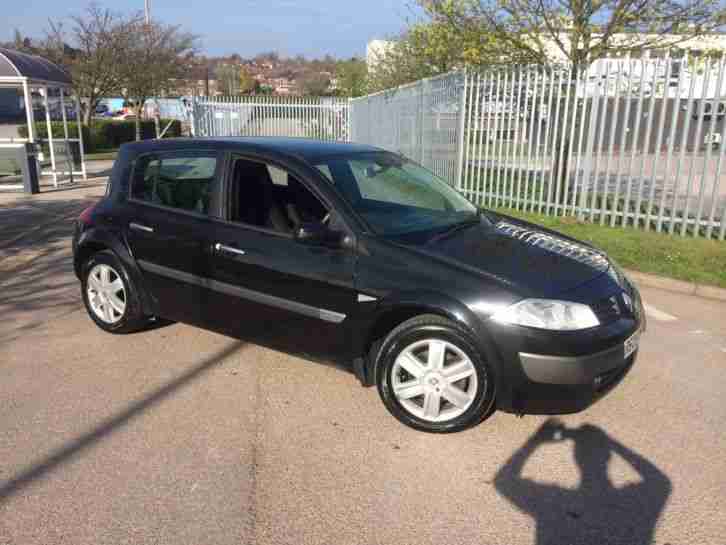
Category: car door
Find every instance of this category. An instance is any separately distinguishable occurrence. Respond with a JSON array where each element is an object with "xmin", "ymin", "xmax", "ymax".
[
  {"xmin": 125, "ymin": 150, "xmax": 223, "ymax": 324},
  {"xmin": 205, "ymin": 154, "xmax": 357, "ymax": 360}
]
